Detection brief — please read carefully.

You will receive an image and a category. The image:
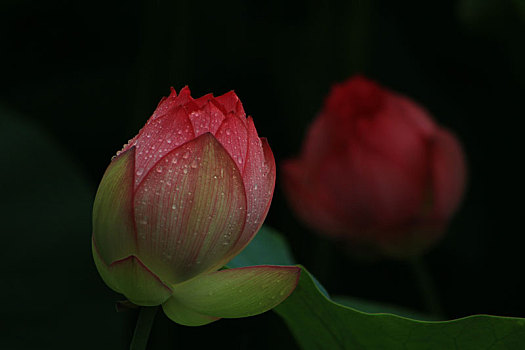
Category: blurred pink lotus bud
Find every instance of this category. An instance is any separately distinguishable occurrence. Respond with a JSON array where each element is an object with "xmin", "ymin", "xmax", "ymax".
[
  {"xmin": 92, "ymin": 87, "xmax": 299, "ymax": 326},
  {"xmin": 282, "ymin": 76, "xmax": 466, "ymax": 258}
]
